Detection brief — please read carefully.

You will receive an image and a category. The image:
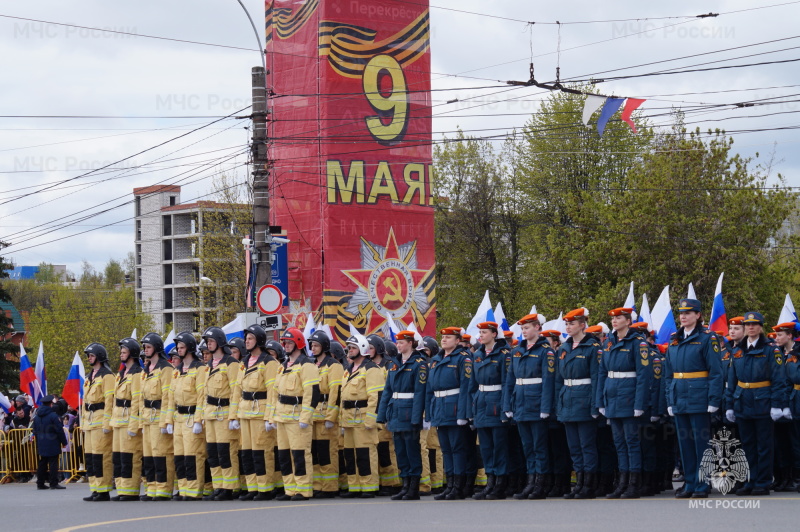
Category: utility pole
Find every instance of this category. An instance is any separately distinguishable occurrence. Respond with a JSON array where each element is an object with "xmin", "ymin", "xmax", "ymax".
[{"xmin": 251, "ymin": 66, "xmax": 272, "ymax": 289}]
